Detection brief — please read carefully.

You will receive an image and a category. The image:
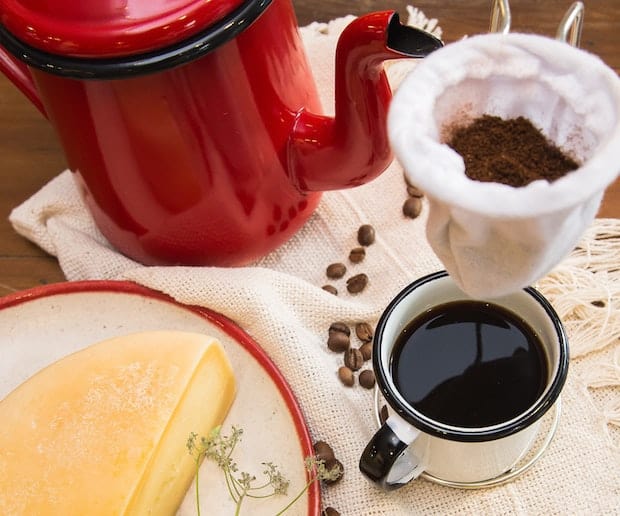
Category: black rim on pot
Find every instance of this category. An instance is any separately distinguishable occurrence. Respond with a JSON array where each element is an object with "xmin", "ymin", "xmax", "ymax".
[
  {"xmin": 372, "ymin": 270, "xmax": 570, "ymax": 443},
  {"xmin": 0, "ymin": 0, "xmax": 271, "ymax": 79}
]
